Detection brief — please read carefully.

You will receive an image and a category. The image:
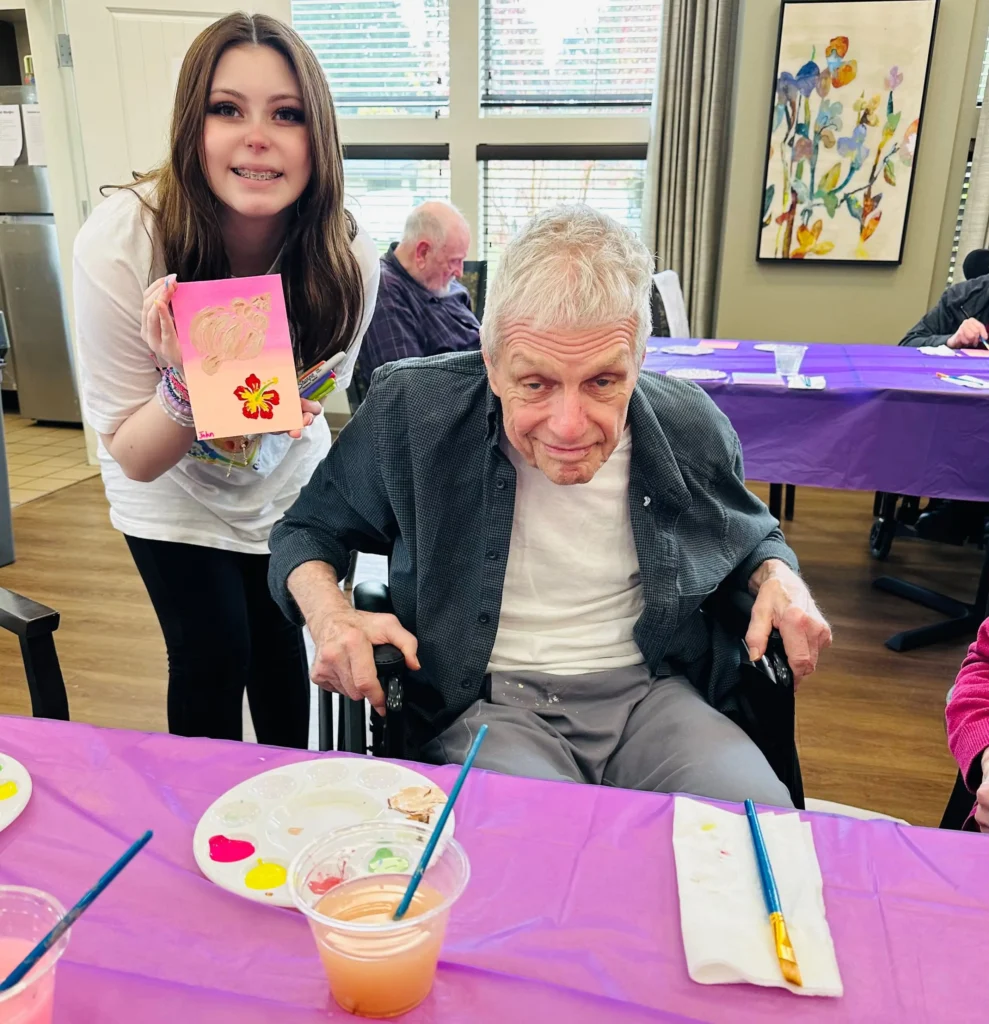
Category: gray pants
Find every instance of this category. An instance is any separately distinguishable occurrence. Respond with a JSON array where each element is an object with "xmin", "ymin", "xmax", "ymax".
[{"xmin": 423, "ymin": 665, "xmax": 793, "ymax": 808}]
